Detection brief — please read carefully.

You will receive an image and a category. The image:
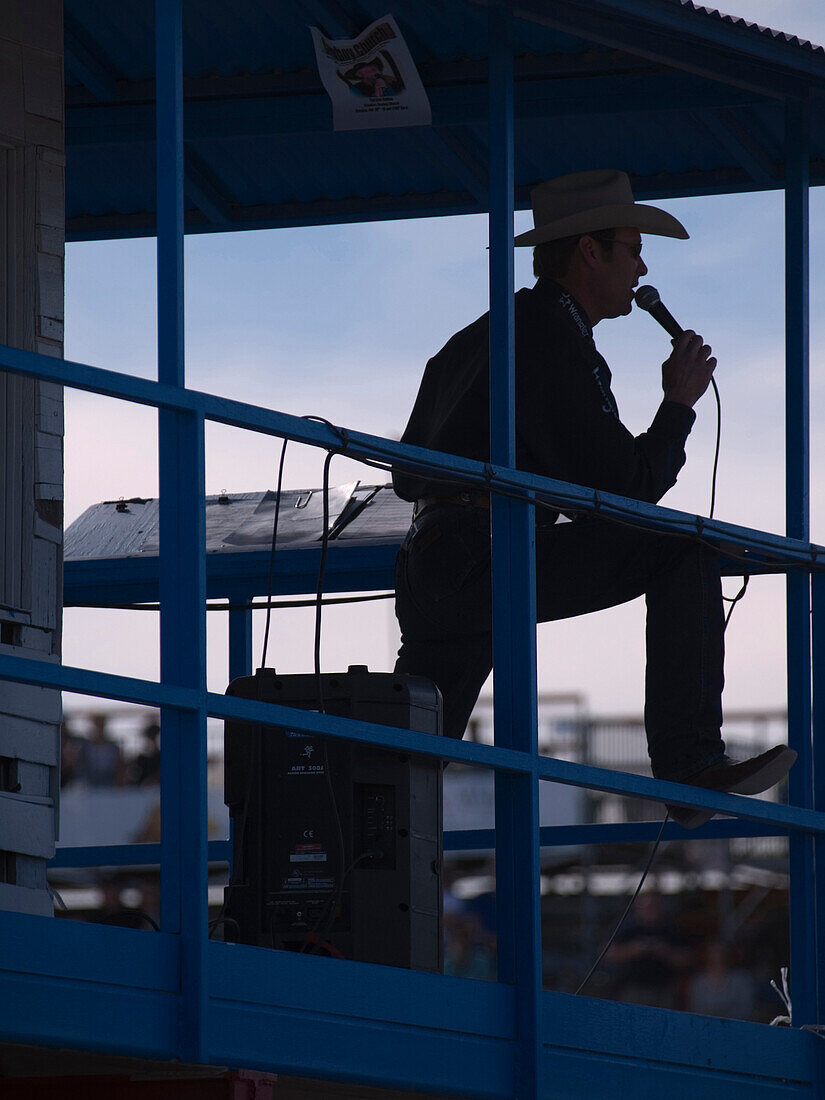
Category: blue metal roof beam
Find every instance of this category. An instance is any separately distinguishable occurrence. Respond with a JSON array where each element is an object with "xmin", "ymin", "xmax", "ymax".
[
  {"xmin": 415, "ymin": 125, "xmax": 489, "ymax": 206},
  {"xmin": 65, "ymin": 71, "xmax": 770, "ymax": 147},
  {"xmin": 64, "ymin": 12, "xmax": 121, "ymax": 102},
  {"xmin": 183, "ymin": 148, "xmax": 234, "ymax": 227},
  {"xmin": 506, "ymin": 0, "xmax": 820, "ymax": 97},
  {"xmin": 63, "ymin": 50, "xmax": 682, "ymax": 107},
  {"xmin": 692, "ymin": 107, "xmax": 779, "ymax": 188},
  {"xmin": 68, "ymin": 163, "xmax": 825, "ymax": 241},
  {"xmin": 65, "ymin": 192, "xmax": 484, "ymax": 241},
  {"xmin": 64, "ymin": 14, "xmax": 236, "ymax": 229}
]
